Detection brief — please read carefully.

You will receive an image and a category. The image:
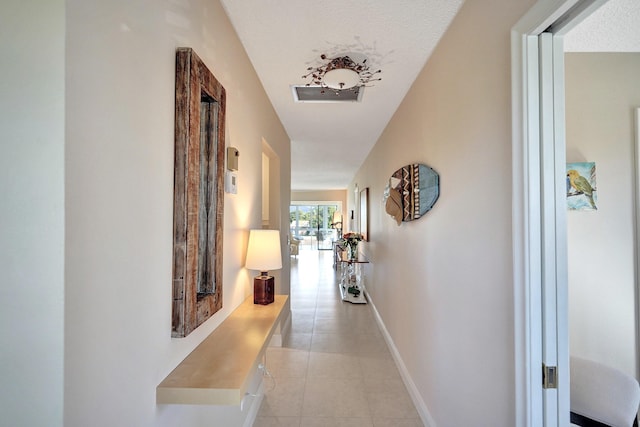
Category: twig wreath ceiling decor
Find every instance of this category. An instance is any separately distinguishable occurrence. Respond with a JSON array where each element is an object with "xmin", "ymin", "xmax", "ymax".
[
  {"xmin": 302, "ymin": 54, "xmax": 382, "ymax": 90},
  {"xmin": 171, "ymin": 48, "xmax": 226, "ymax": 338}
]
